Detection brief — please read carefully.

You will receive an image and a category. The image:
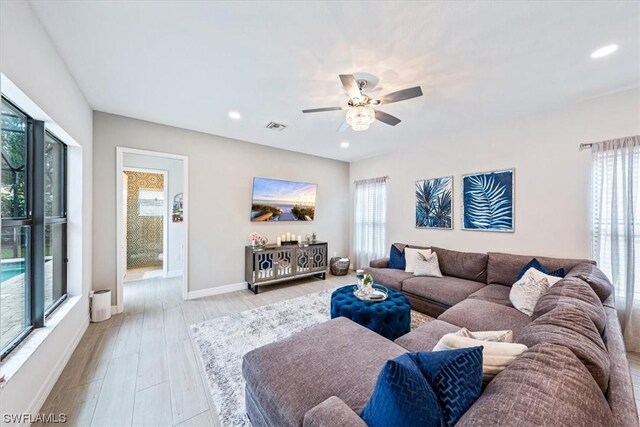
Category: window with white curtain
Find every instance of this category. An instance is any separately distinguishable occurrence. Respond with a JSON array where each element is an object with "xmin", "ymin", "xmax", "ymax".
[
  {"xmin": 353, "ymin": 177, "xmax": 387, "ymax": 269},
  {"xmin": 592, "ymin": 135, "xmax": 640, "ymax": 352}
]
